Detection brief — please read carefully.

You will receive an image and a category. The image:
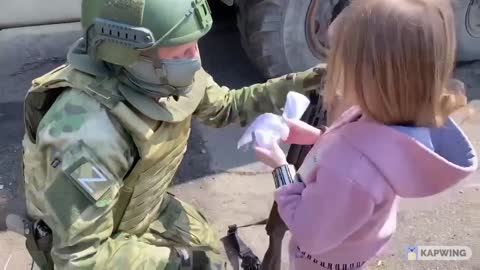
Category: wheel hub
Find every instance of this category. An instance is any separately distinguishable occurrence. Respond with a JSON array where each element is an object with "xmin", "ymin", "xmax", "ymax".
[
  {"xmin": 466, "ymin": 0, "xmax": 480, "ymax": 38},
  {"xmin": 305, "ymin": 0, "xmax": 350, "ymax": 60}
]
